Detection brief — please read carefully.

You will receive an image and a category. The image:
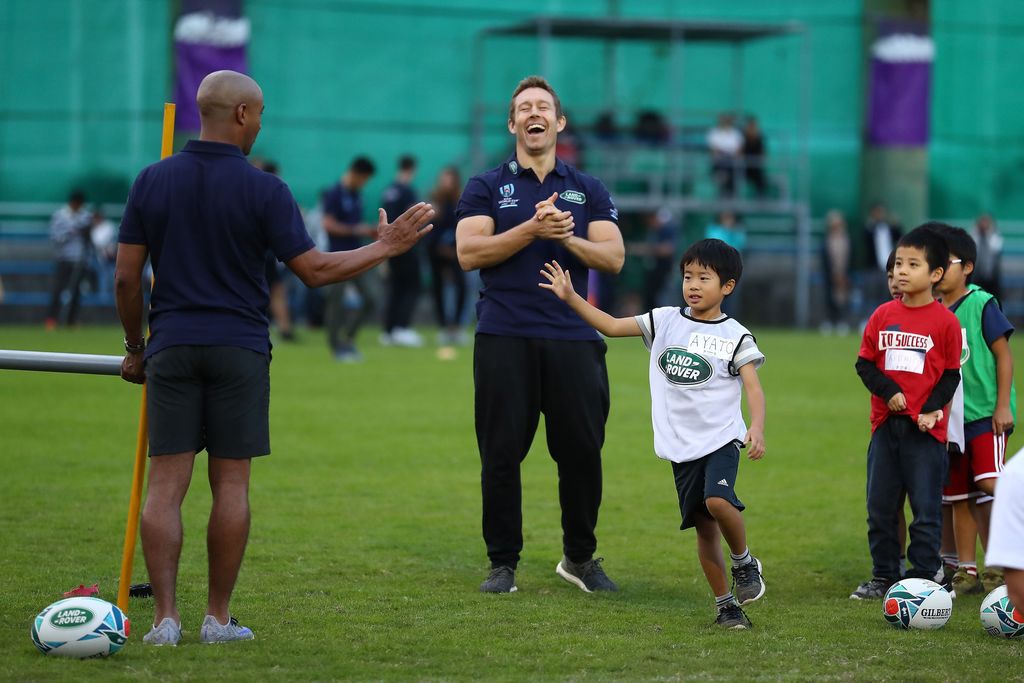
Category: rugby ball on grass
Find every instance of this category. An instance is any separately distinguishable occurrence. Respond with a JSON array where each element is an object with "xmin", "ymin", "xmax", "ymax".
[
  {"xmin": 980, "ymin": 585, "xmax": 1024, "ymax": 639},
  {"xmin": 31, "ymin": 596, "xmax": 129, "ymax": 657},
  {"xmin": 882, "ymin": 578, "xmax": 952, "ymax": 630}
]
